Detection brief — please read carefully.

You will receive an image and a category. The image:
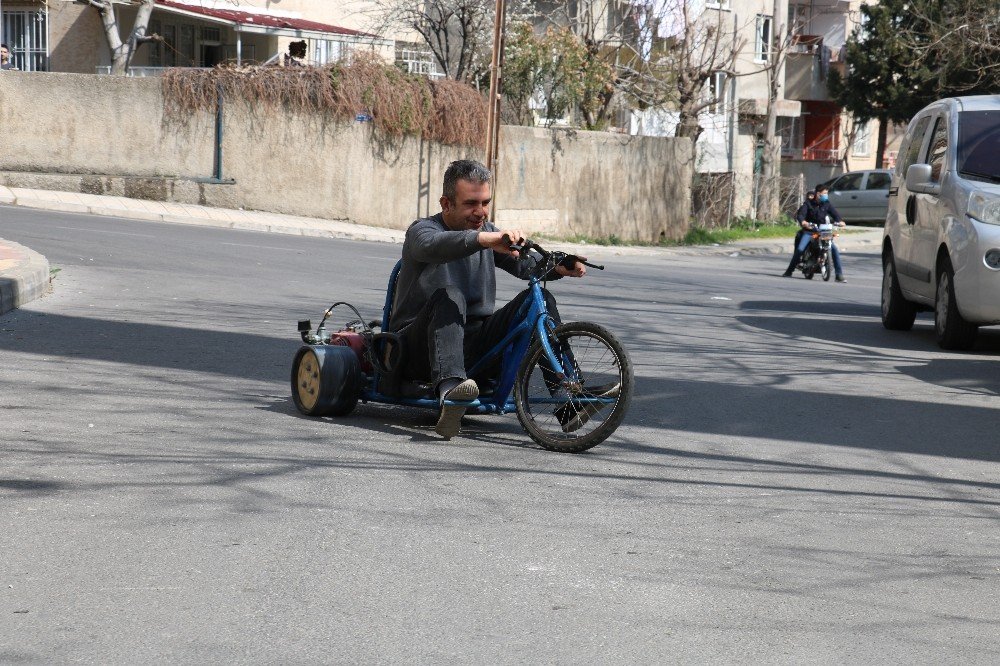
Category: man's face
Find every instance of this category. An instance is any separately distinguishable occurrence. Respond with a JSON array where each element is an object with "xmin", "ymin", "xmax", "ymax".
[
  {"xmin": 0, "ymin": 47, "xmax": 9, "ymax": 63},
  {"xmin": 441, "ymin": 179, "xmax": 491, "ymax": 231}
]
